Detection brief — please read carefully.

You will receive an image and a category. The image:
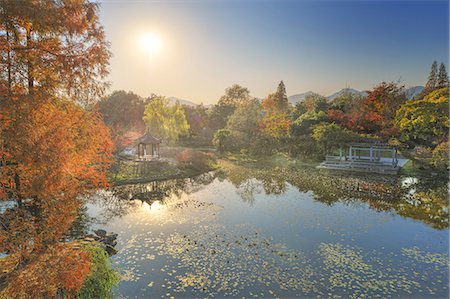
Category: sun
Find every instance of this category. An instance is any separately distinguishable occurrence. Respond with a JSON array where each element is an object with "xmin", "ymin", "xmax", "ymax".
[{"xmin": 140, "ymin": 32, "xmax": 162, "ymax": 55}]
